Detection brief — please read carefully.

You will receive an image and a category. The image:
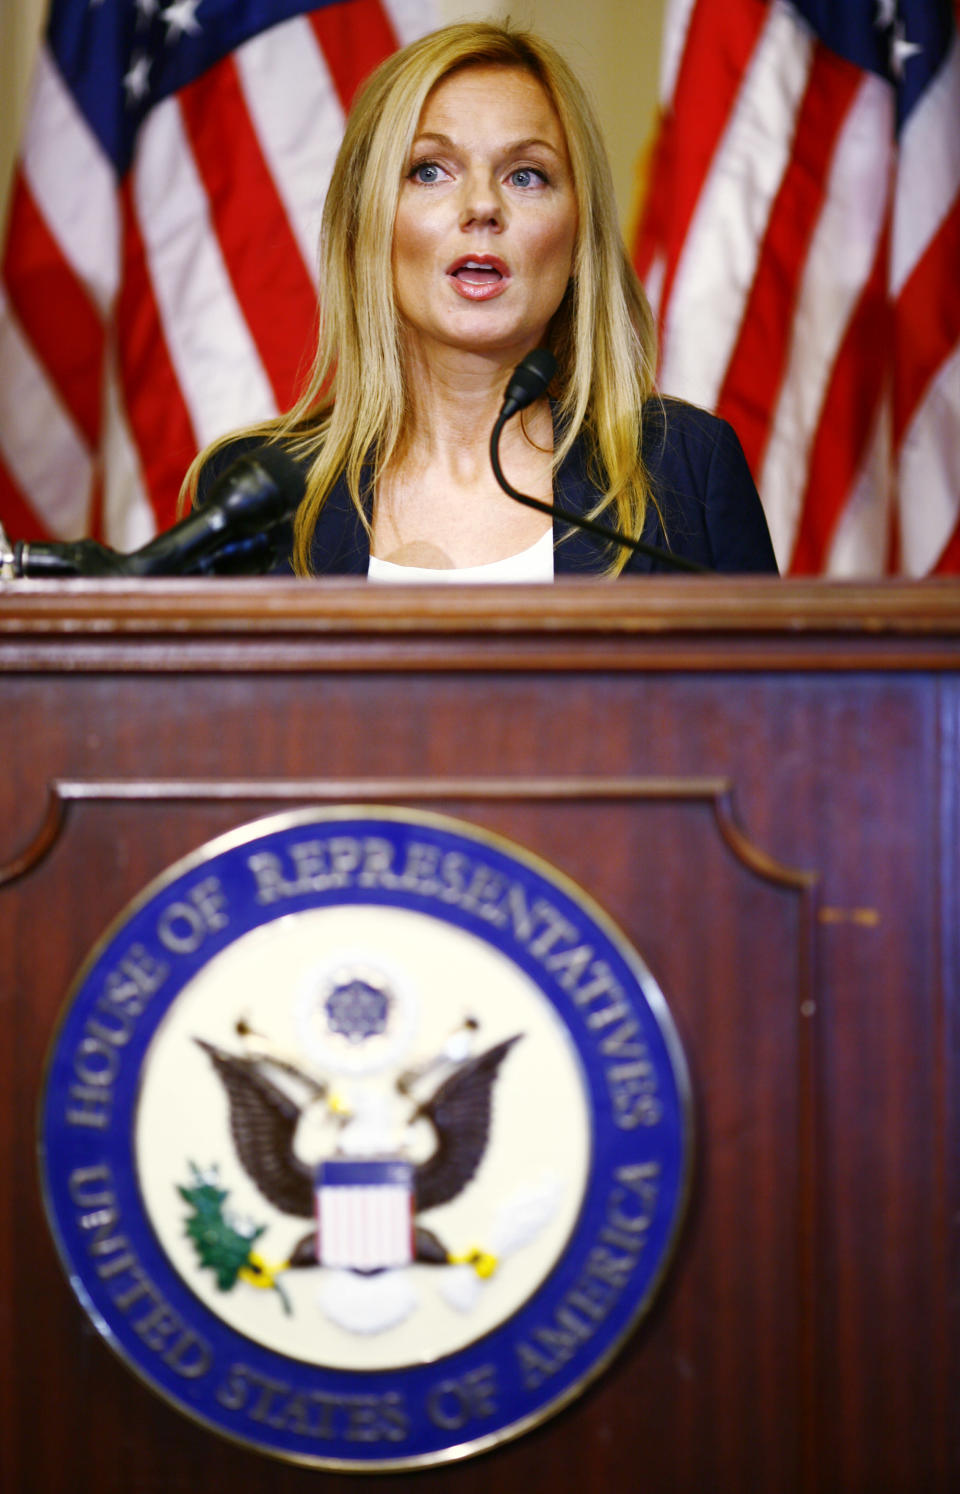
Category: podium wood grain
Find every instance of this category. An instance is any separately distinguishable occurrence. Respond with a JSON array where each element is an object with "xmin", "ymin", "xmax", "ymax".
[{"xmin": 1, "ymin": 578, "xmax": 957, "ymax": 1494}]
